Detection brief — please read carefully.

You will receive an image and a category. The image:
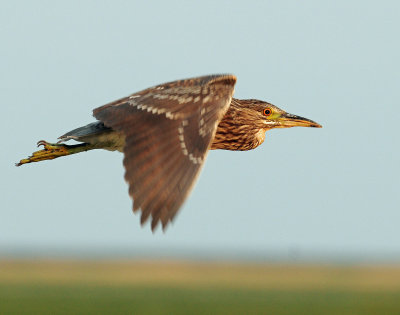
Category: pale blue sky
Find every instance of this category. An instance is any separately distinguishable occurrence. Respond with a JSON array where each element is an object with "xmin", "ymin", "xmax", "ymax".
[{"xmin": 1, "ymin": 1, "xmax": 399, "ymax": 260}]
